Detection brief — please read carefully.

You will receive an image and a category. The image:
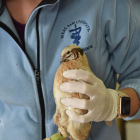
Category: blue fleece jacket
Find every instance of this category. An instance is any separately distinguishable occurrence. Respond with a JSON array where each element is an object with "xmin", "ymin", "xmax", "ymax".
[{"xmin": 0, "ymin": 0, "xmax": 140, "ymax": 140}]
